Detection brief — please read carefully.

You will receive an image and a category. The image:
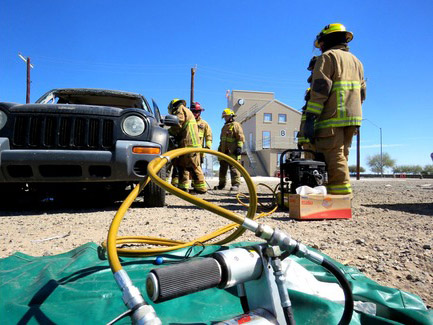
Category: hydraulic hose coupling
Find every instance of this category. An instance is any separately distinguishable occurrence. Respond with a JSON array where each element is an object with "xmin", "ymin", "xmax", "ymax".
[
  {"xmin": 114, "ymin": 270, "xmax": 161, "ymax": 325},
  {"xmin": 255, "ymin": 225, "xmax": 298, "ymax": 253},
  {"xmin": 254, "ymin": 223, "xmax": 274, "ymax": 240},
  {"xmin": 255, "ymin": 225, "xmax": 325, "ymax": 265}
]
